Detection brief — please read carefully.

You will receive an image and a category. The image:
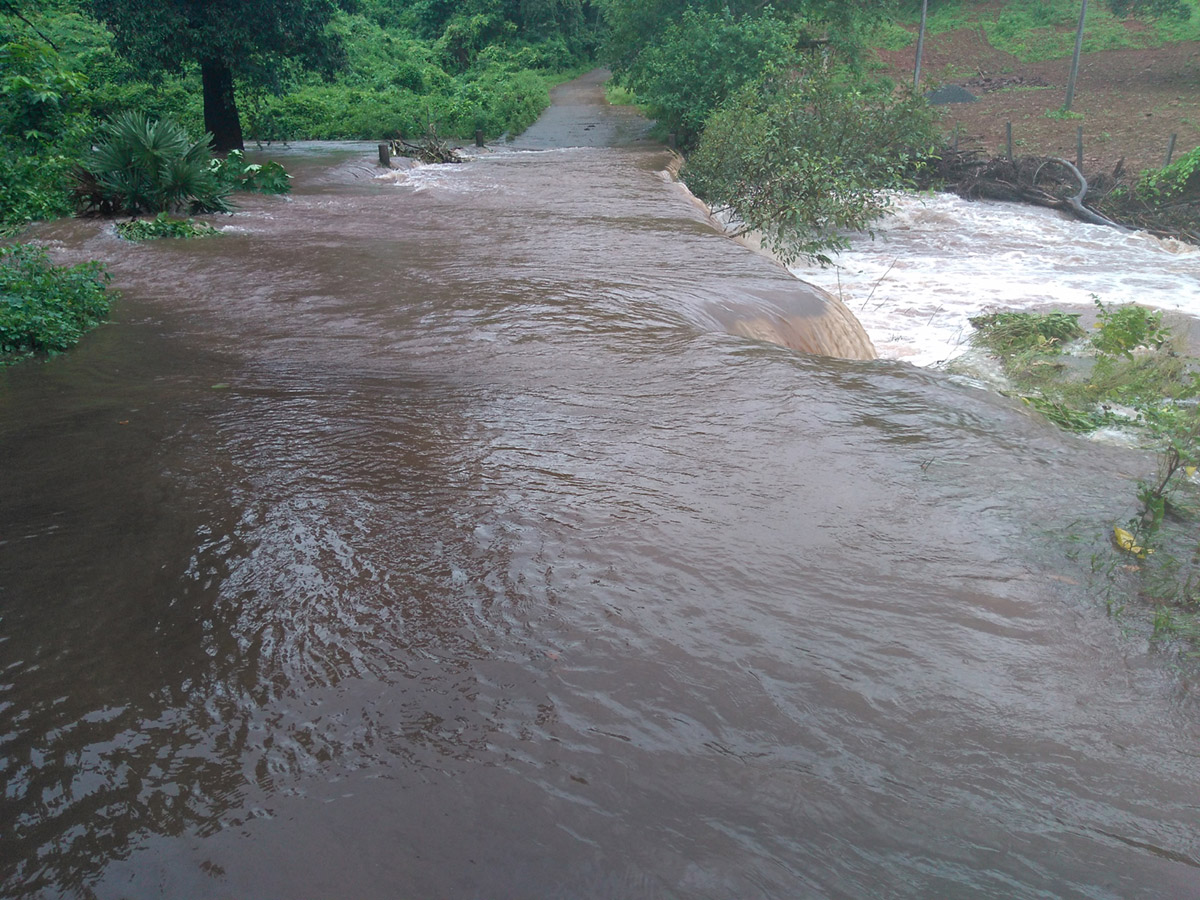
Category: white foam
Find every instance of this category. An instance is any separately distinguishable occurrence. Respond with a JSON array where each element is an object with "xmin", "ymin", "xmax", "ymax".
[{"xmin": 785, "ymin": 193, "xmax": 1200, "ymax": 368}]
